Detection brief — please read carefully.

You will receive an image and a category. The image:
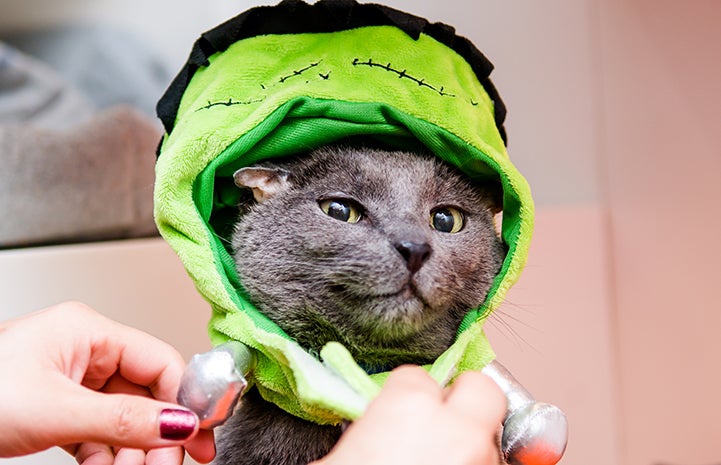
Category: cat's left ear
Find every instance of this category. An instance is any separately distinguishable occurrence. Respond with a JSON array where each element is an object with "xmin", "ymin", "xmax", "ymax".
[{"xmin": 233, "ymin": 167, "xmax": 291, "ymax": 202}]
